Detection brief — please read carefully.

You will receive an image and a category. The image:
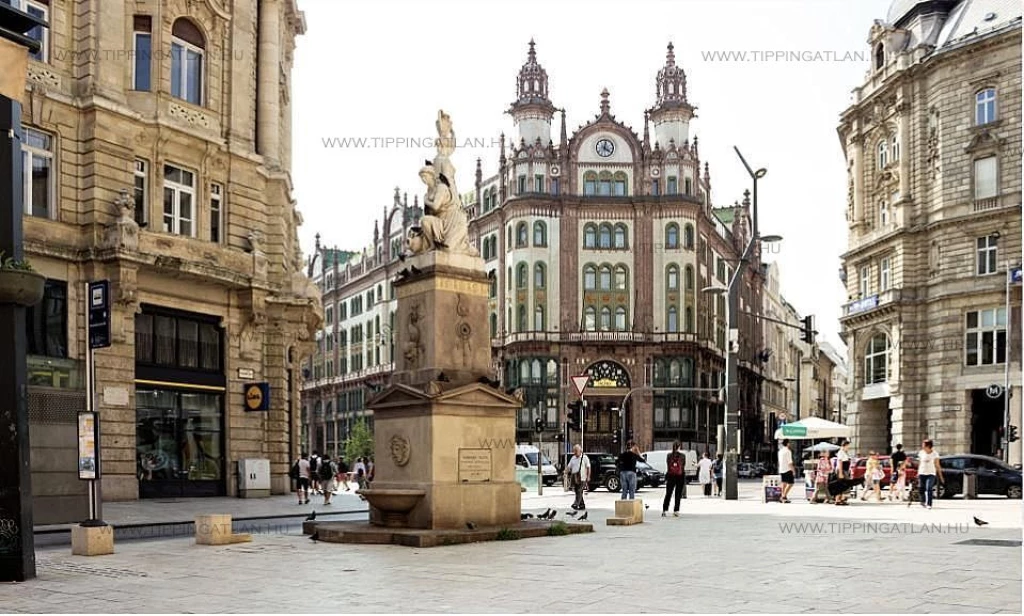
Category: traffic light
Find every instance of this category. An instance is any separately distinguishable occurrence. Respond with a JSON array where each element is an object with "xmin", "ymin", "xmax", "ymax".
[
  {"xmin": 567, "ymin": 400, "xmax": 582, "ymax": 430},
  {"xmin": 800, "ymin": 315, "xmax": 815, "ymax": 344},
  {"xmin": 534, "ymin": 417, "xmax": 544, "ymax": 433},
  {"xmin": 1010, "ymin": 425, "xmax": 1019, "ymax": 443}
]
